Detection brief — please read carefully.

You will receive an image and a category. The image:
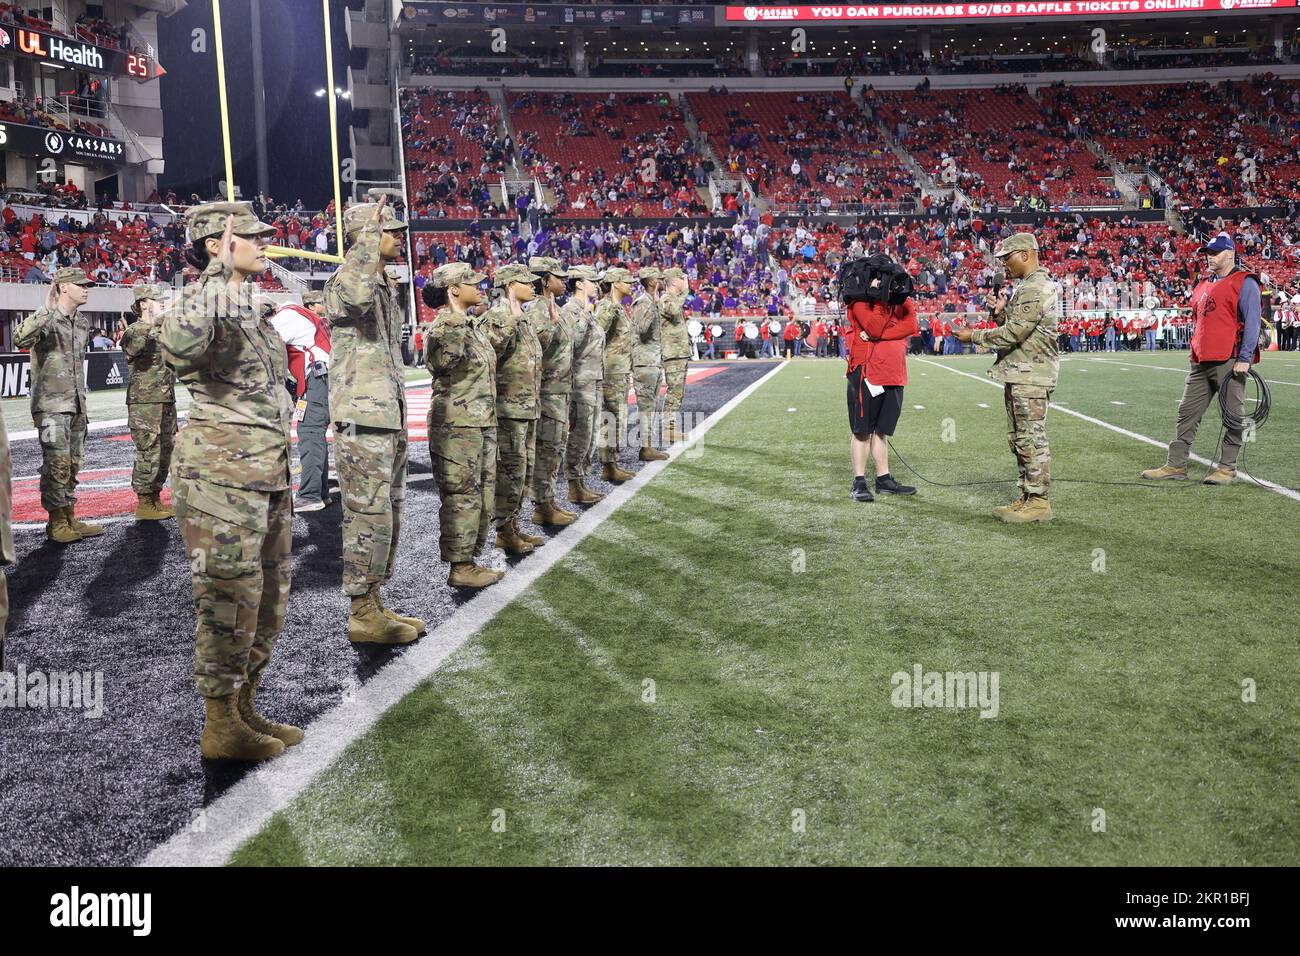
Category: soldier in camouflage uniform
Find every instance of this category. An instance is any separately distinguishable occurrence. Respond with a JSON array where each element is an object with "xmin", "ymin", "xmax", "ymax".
[
  {"xmin": 13, "ymin": 267, "xmax": 103, "ymax": 544},
  {"xmin": 563, "ymin": 265, "xmax": 606, "ymax": 505},
  {"xmin": 325, "ymin": 197, "xmax": 426, "ymax": 644},
  {"xmin": 121, "ymin": 283, "xmax": 177, "ymax": 521},
  {"xmin": 659, "ymin": 267, "xmax": 692, "ymax": 443},
  {"xmin": 527, "ymin": 255, "xmax": 577, "ymax": 527},
  {"xmin": 488, "ymin": 263, "xmax": 545, "ymax": 555},
  {"xmin": 954, "ymin": 232, "xmax": 1059, "ymax": 523},
  {"xmin": 631, "ymin": 267, "xmax": 669, "ymax": 461},
  {"xmin": 597, "ymin": 267, "xmax": 636, "ymax": 483},
  {"xmin": 424, "ymin": 263, "xmax": 503, "ymax": 588},
  {"xmin": 160, "ymin": 202, "xmax": 300, "ymax": 762}
]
